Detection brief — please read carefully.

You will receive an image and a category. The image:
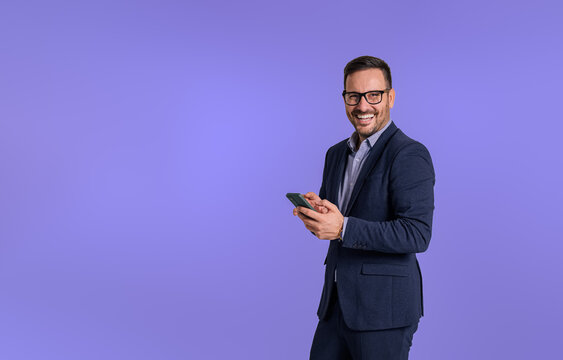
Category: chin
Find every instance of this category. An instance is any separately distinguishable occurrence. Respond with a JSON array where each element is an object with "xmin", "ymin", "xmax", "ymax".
[{"xmin": 358, "ymin": 126, "xmax": 376, "ymax": 136}]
